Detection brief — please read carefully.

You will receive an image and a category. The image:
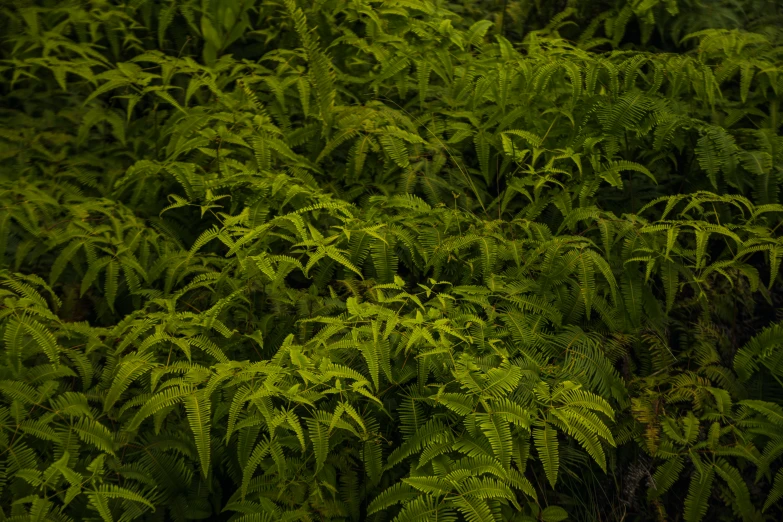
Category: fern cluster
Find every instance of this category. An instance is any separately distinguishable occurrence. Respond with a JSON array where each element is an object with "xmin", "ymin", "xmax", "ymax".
[{"xmin": 1, "ymin": 1, "xmax": 782, "ymax": 521}]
